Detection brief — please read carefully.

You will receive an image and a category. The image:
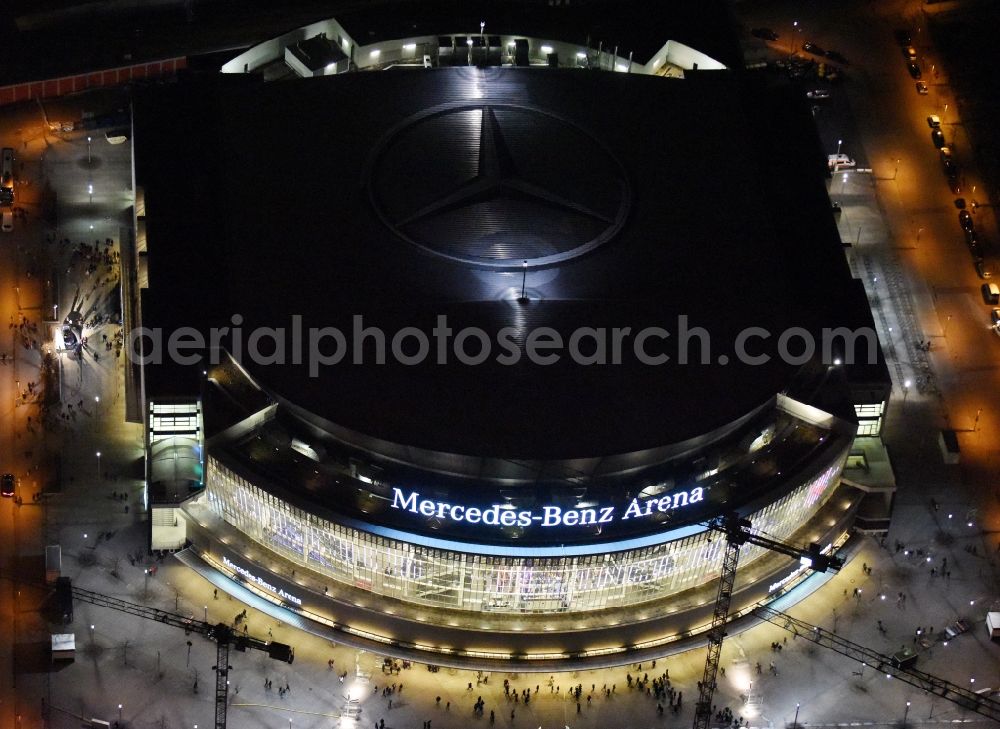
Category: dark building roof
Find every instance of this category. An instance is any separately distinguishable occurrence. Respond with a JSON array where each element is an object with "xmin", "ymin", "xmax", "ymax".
[{"xmin": 134, "ymin": 66, "xmax": 883, "ymax": 462}]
